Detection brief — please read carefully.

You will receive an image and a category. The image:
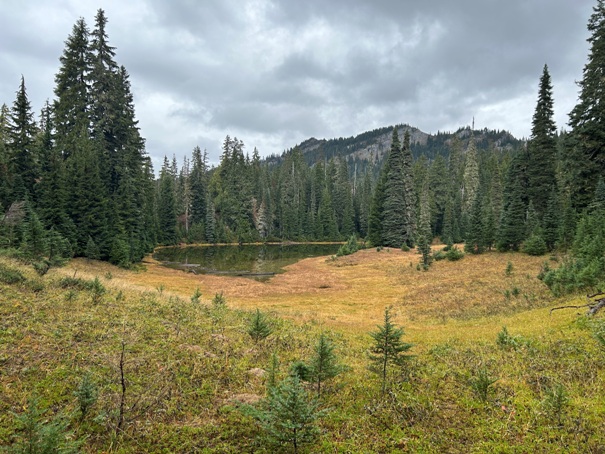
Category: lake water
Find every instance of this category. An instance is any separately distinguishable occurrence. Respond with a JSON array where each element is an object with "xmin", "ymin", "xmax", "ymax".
[{"xmin": 153, "ymin": 243, "xmax": 342, "ymax": 281}]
